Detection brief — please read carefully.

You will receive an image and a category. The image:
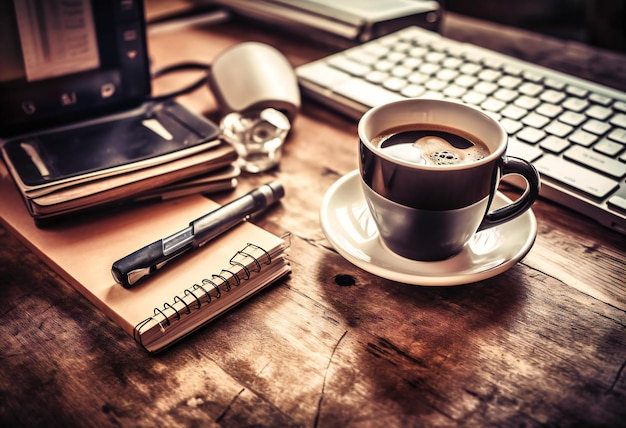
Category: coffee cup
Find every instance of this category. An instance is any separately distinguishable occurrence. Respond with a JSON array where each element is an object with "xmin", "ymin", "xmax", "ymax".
[{"xmin": 359, "ymin": 99, "xmax": 540, "ymax": 261}]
